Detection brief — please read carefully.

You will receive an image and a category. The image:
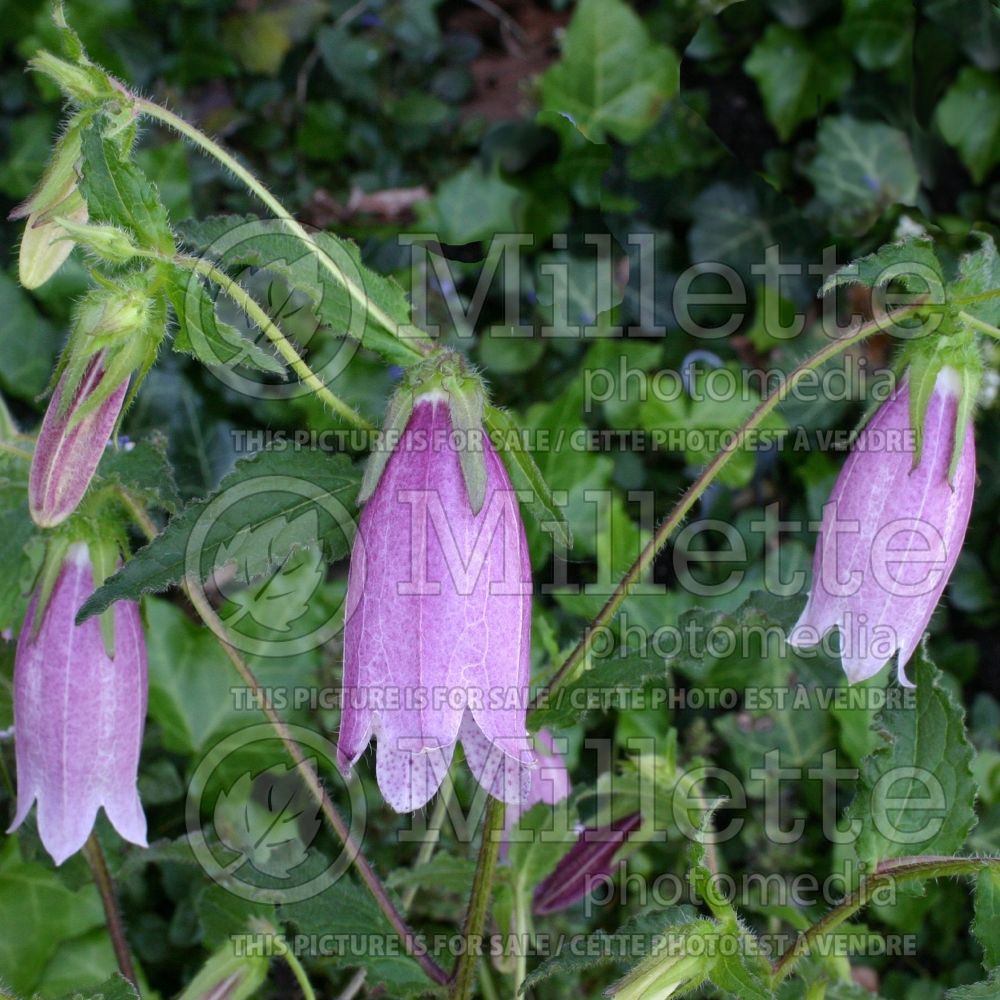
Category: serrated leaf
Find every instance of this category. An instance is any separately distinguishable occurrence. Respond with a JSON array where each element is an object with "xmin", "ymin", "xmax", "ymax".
[
  {"xmin": 944, "ymin": 967, "xmax": 1000, "ymax": 999},
  {"xmin": 166, "ymin": 265, "xmax": 286, "ymax": 375},
  {"xmin": 538, "ymin": 0, "xmax": 679, "ymax": 144},
  {"xmin": 820, "ymin": 238, "xmax": 944, "ymax": 297},
  {"xmin": 845, "ymin": 649, "xmax": 977, "ymax": 874},
  {"xmin": 710, "ymin": 950, "xmax": 775, "ymax": 1000},
  {"xmin": 936, "ymin": 67, "xmax": 1000, "ymax": 184},
  {"xmin": 53, "ymin": 973, "xmax": 139, "ymax": 1000},
  {"xmin": 78, "ymin": 124, "xmax": 175, "ymax": 255},
  {"xmin": 485, "ymin": 404, "xmax": 572, "ymax": 550},
  {"xmin": 953, "ymin": 231, "xmax": 1000, "ymax": 327},
  {"xmin": 804, "ymin": 116, "xmax": 919, "ymax": 235},
  {"xmin": 176, "ymin": 215, "xmax": 422, "ymax": 365},
  {"xmin": 529, "ymin": 652, "xmax": 664, "ymax": 731},
  {"xmin": 278, "ymin": 880, "xmax": 429, "ymax": 994},
  {"xmin": 974, "ymin": 866, "xmax": 1000, "ymax": 970},
  {"xmin": 744, "ymin": 26, "xmax": 852, "ymax": 140},
  {"xmin": 77, "ymin": 449, "xmax": 359, "ymax": 621}
]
